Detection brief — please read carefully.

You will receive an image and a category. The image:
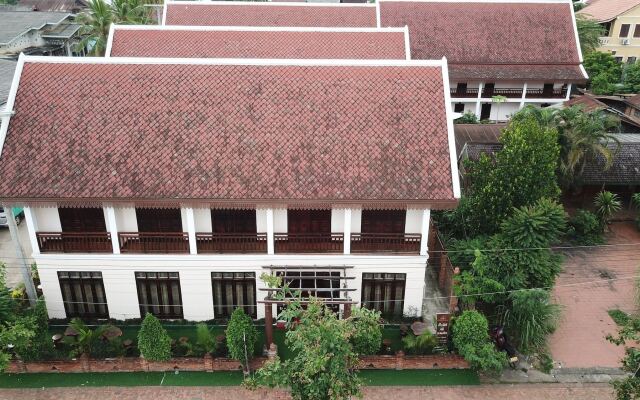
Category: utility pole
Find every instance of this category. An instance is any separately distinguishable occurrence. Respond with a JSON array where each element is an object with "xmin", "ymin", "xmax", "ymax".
[{"xmin": 6, "ymin": 207, "xmax": 37, "ymax": 306}]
